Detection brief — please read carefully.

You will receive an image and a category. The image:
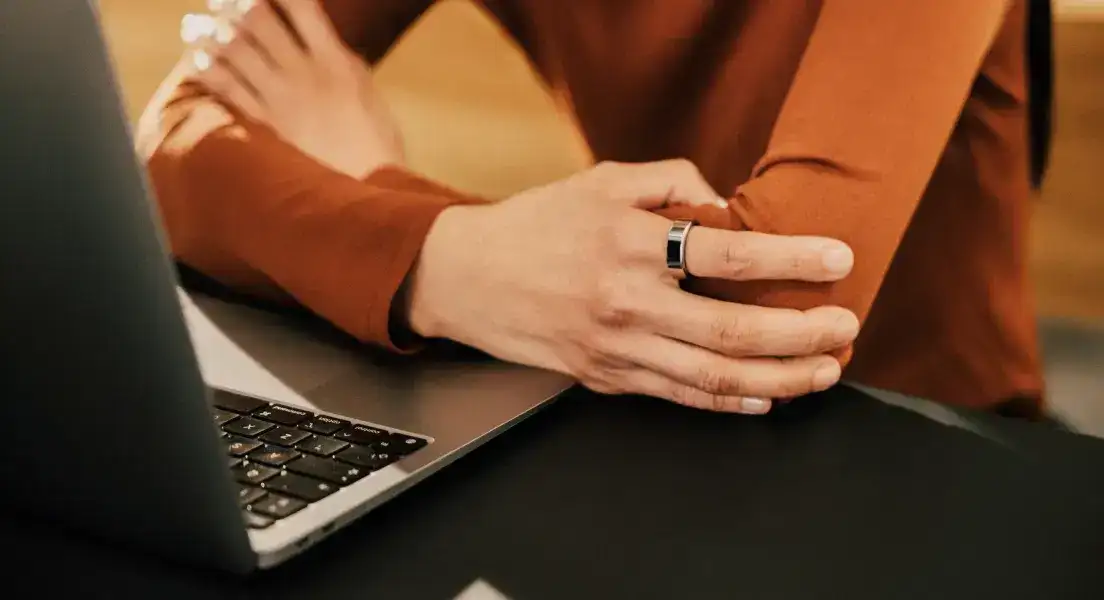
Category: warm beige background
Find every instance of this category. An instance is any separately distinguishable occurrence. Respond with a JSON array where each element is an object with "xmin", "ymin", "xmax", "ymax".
[{"xmin": 98, "ymin": 0, "xmax": 1104, "ymax": 322}]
